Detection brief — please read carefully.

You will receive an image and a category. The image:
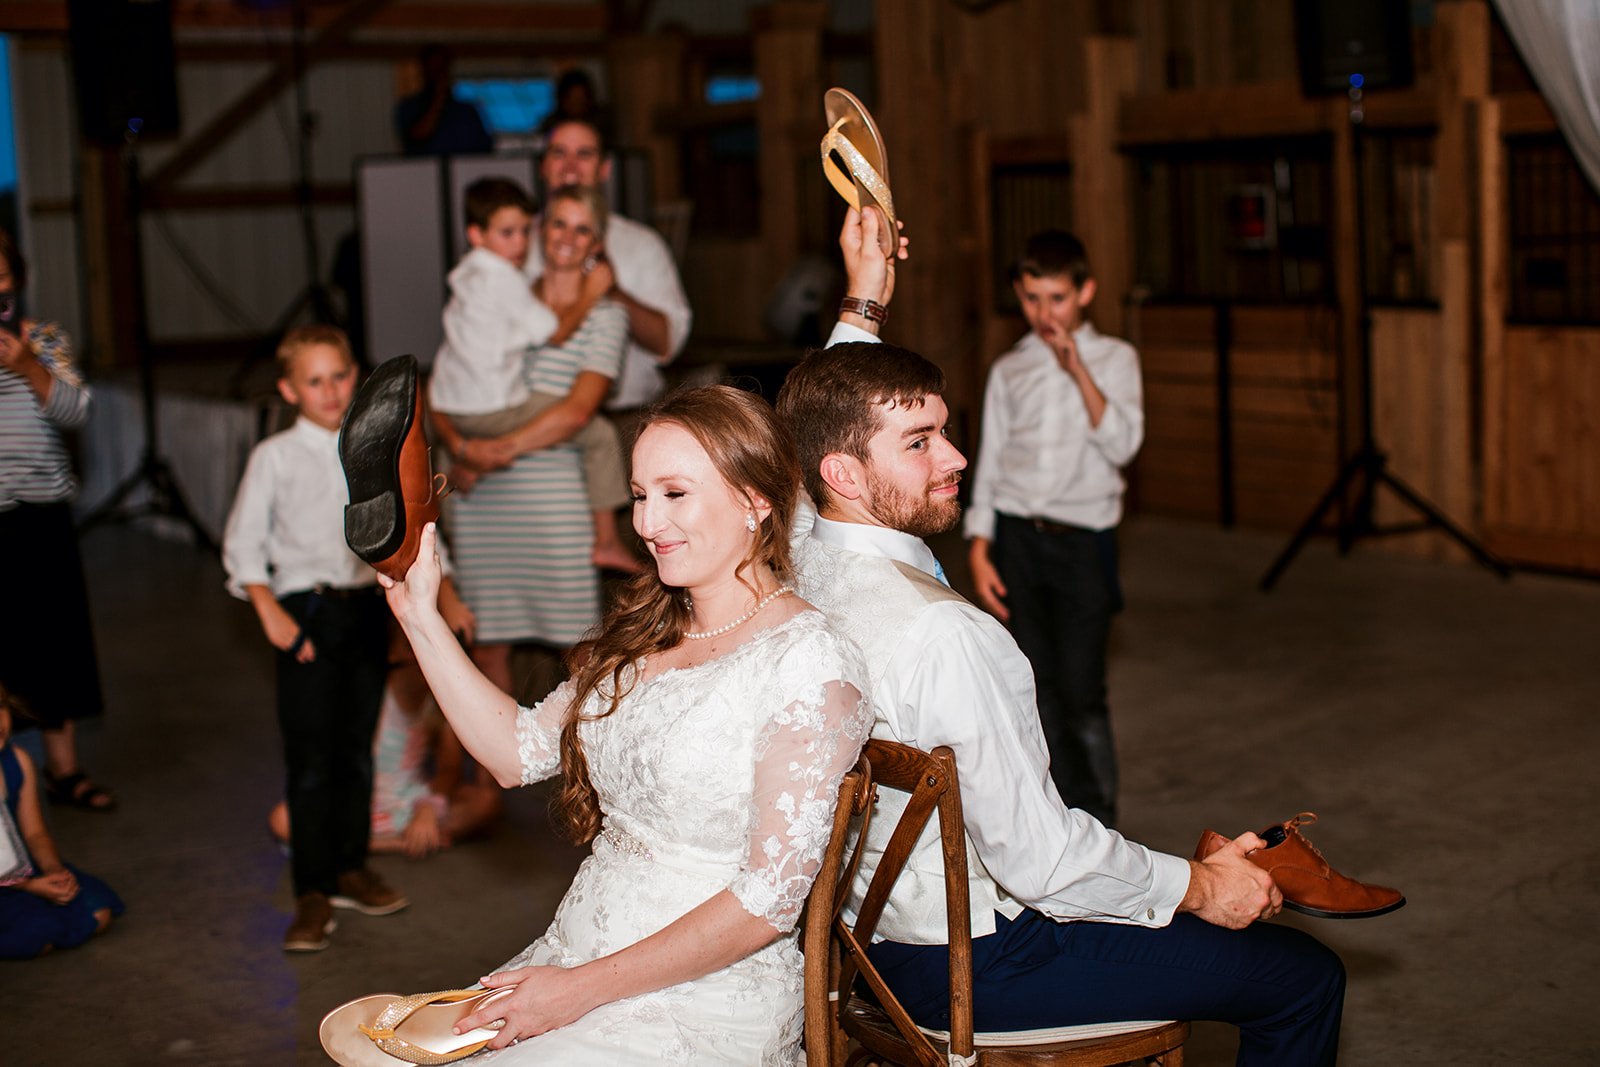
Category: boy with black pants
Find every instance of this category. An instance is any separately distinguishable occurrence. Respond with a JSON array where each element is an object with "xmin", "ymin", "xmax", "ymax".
[
  {"xmin": 223, "ymin": 326, "xmax": 473, "ymax": 951},
  {"xmin": 966, "ymin": 231, "xmax": 1143, "ymax": 827}
]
